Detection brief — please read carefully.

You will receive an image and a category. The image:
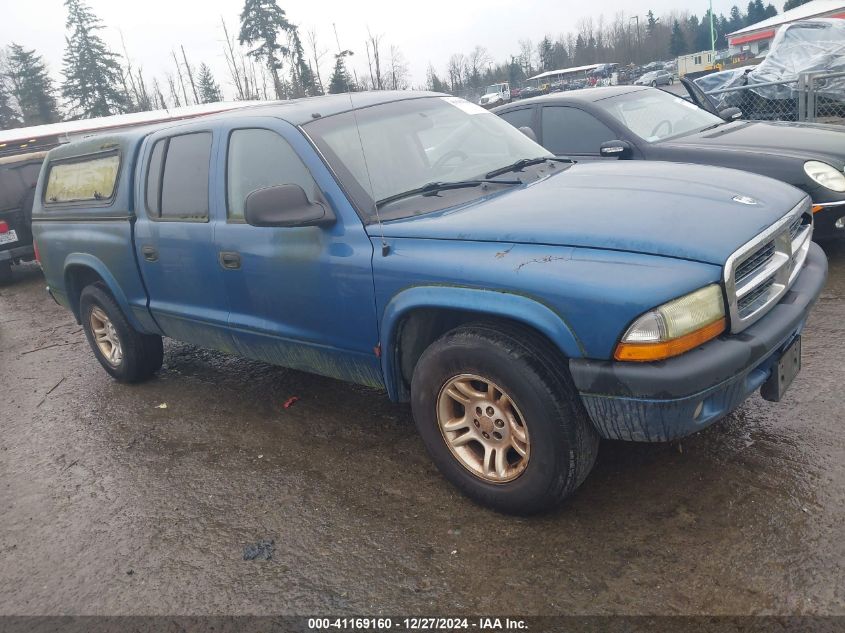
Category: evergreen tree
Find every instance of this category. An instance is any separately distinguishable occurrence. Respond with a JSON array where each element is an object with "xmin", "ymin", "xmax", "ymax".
[
  {"xmin": 728, "ymin": 6, "xmax": 745, "ymax": 32},
  {"xmin": 646, "ymin": 11, "xmax": 659, "ymax": 35},
  {"xmin": 539, "ymin": 37, "xmax": 554, "ymax": 72},
  {"xmin": 239, "ymin": 0, "xmax": 293, "ymax": 99},
  {"xmin": 670, "ymin": 20, "xmax": 687, "ymax": 56},
  {"xmin": 0, "ymin": 79, "xmax": 22, "ymax": 129},
  {"xmin": 425, "ymin": 64, "xmax": 448, "ymax": 93},
  {"xmin": 746, "ymin": 0, "xmax": 767, "ymax": 25},
  {"xmin": 3, "ymin": 44, "xmax": 60, "ymax": 125},
  {"xmin": 289, "ymin": 28, "xmax": 319, "ymax": 97},
  {"xmin": 196, "ymin": 63, "xmax": 223, "ymax": 103},
  {"xmin": 328, "ymin": 52, "xmax": 353, "ymax": 94},
  {"xmin": 783, "ymin": 0, "xmax": 811, "ymax": 11},
  {"xmin": 61, "ymin": 0, "xmax": 129, "ymax": 119},
  {"xmin": 763, "ymin": 3, "xmax": 778, "ymax": 18}
]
